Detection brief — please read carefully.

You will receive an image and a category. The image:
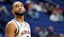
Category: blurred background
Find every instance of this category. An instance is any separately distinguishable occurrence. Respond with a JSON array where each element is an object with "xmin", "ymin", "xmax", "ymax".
[{"xmin": 0, "ymin": 0, "xmax": 64, "ymax": 37}]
